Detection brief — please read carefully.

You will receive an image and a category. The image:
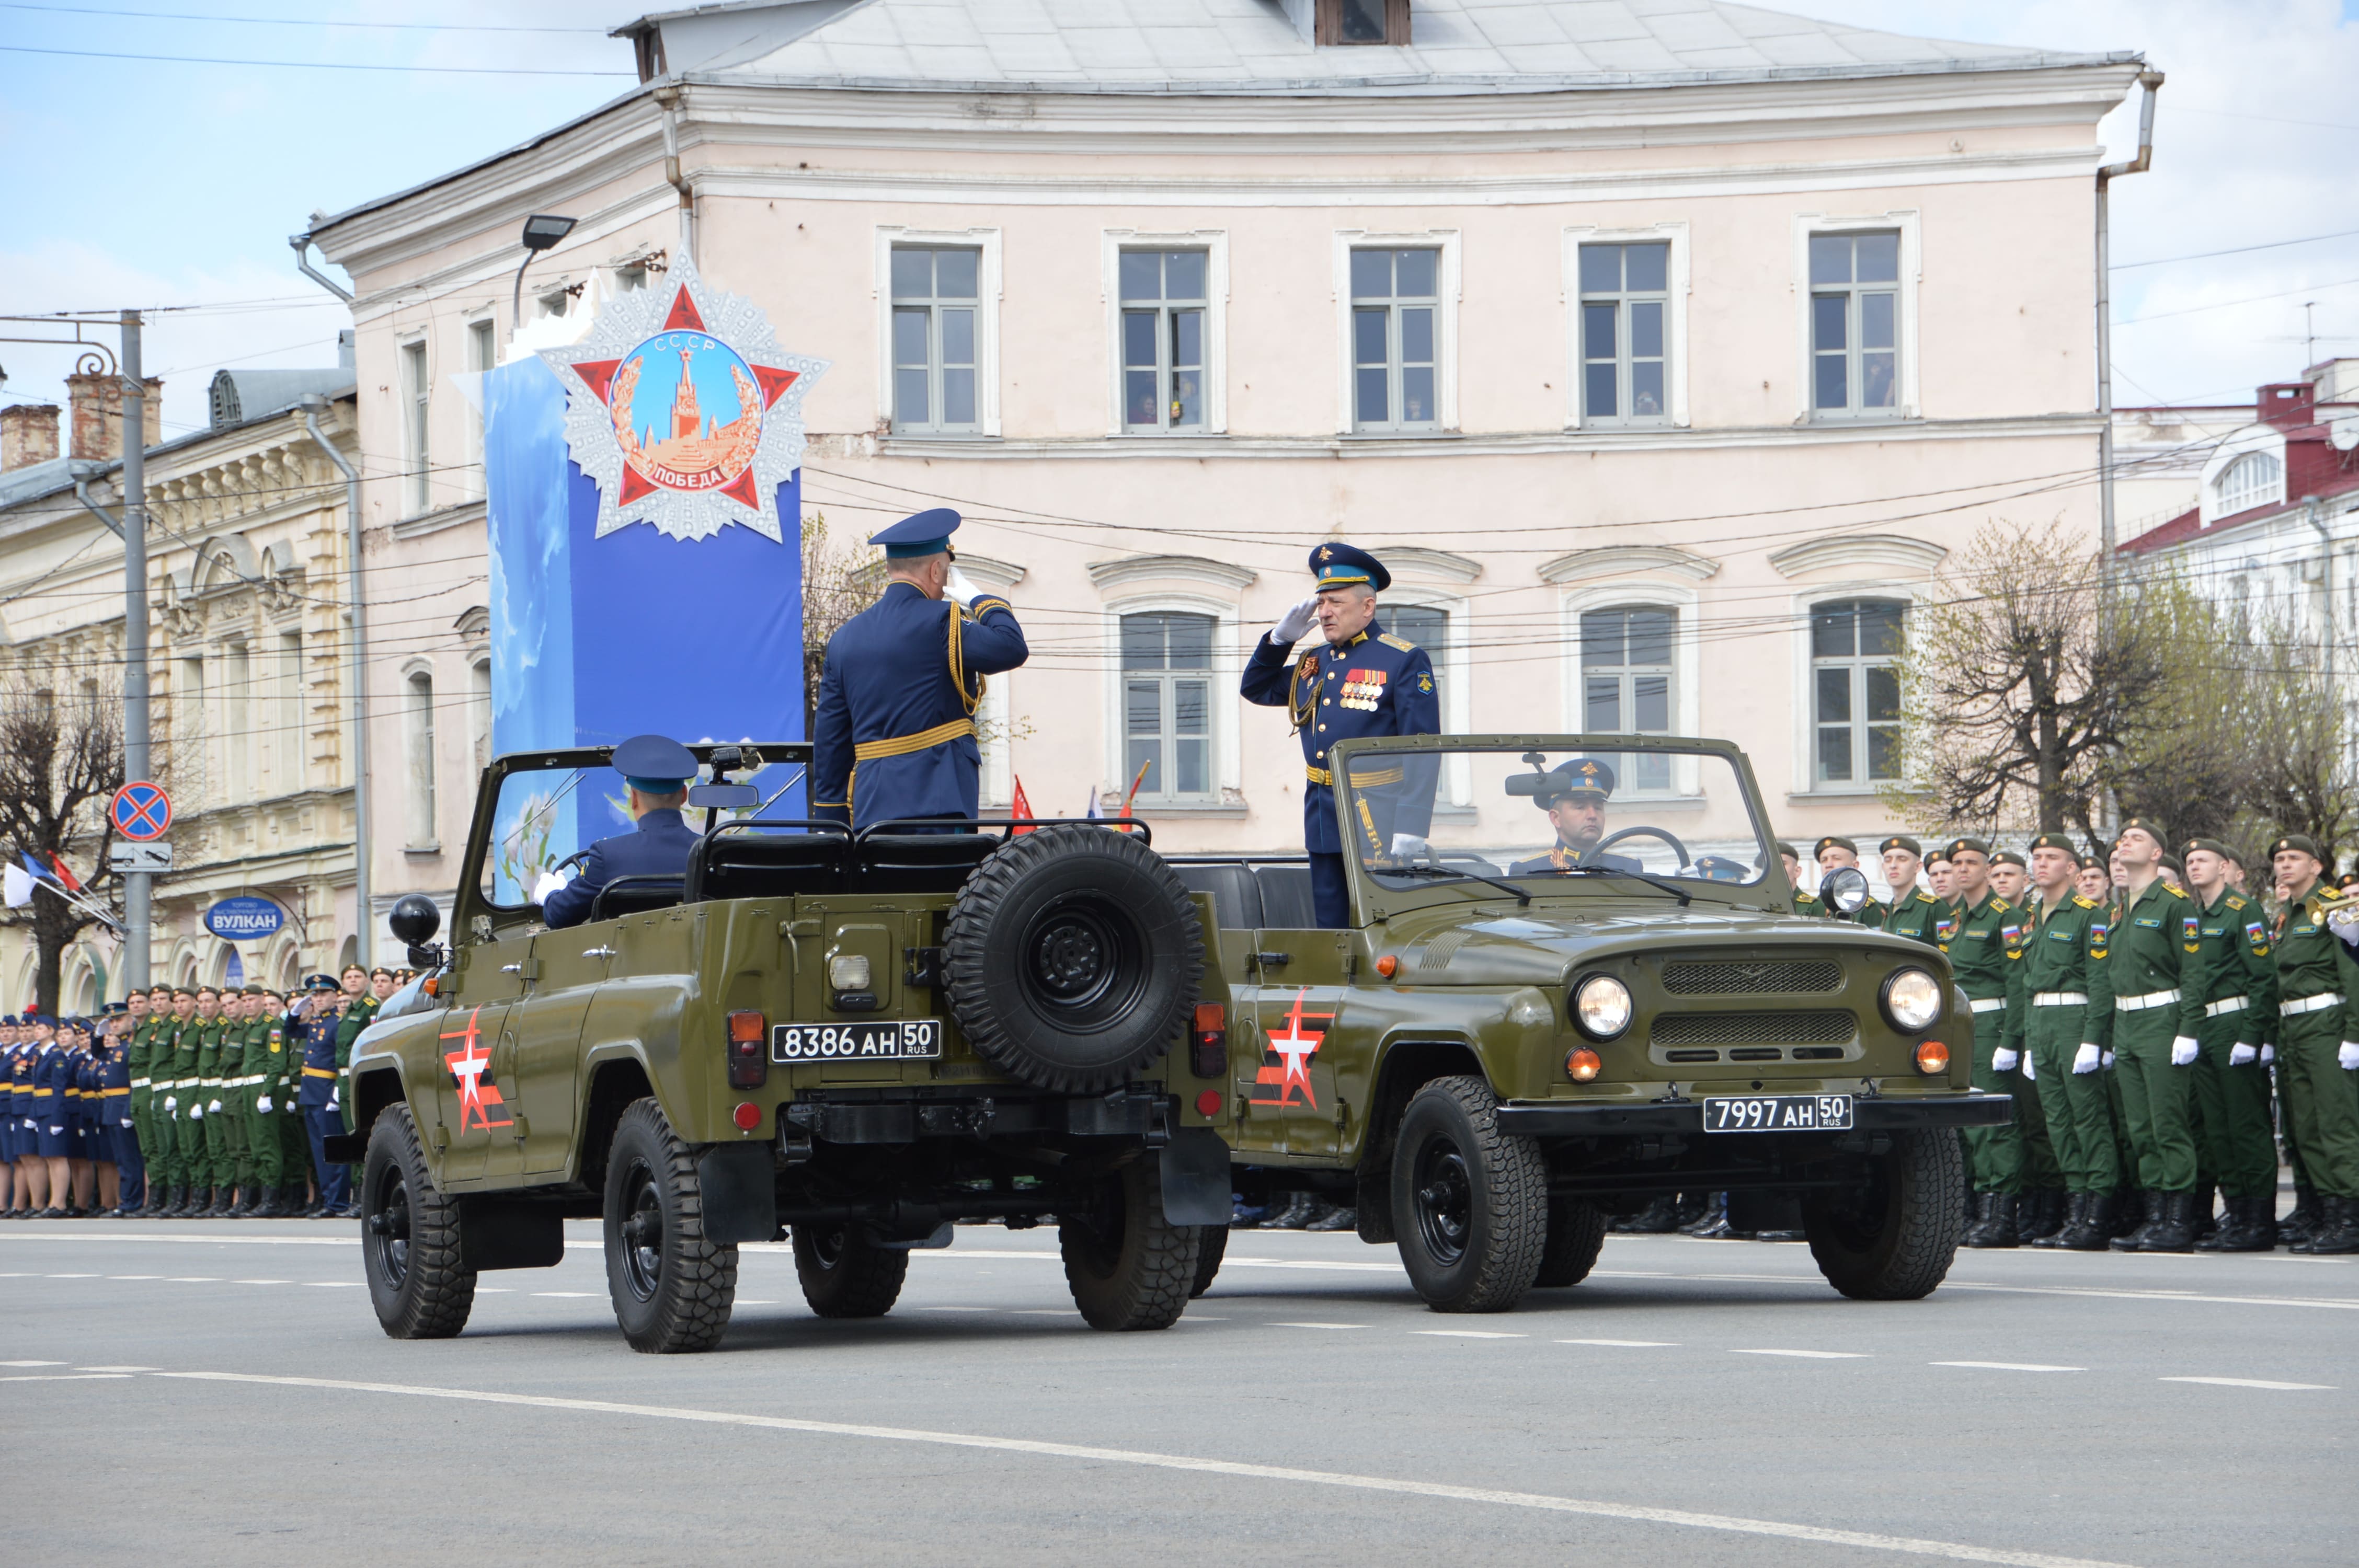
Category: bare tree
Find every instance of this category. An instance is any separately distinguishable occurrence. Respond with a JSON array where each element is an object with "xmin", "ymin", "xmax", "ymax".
[
  {"xmin": 2230, "ymin": 618, "xmax": 2359, "ymax": 856},
  {"xmin": 800, "ymin": 510, "xmax": 883, "ymax": 735},
  {"xmin": 2103, "ymin": 574, "xmax": 2248, "ymax": 845},
  {"xmin": 0, "ymin": 678, "xmax": 125, "ymax": 1016}
]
